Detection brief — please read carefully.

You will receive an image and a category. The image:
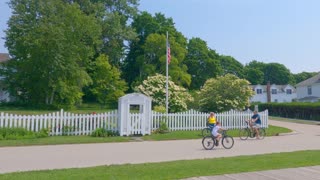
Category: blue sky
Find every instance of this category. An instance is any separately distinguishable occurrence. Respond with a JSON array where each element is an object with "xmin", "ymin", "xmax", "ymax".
[{"xmin": 1, "ymin": 0, "xmax": 319, "ymax": 73}]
